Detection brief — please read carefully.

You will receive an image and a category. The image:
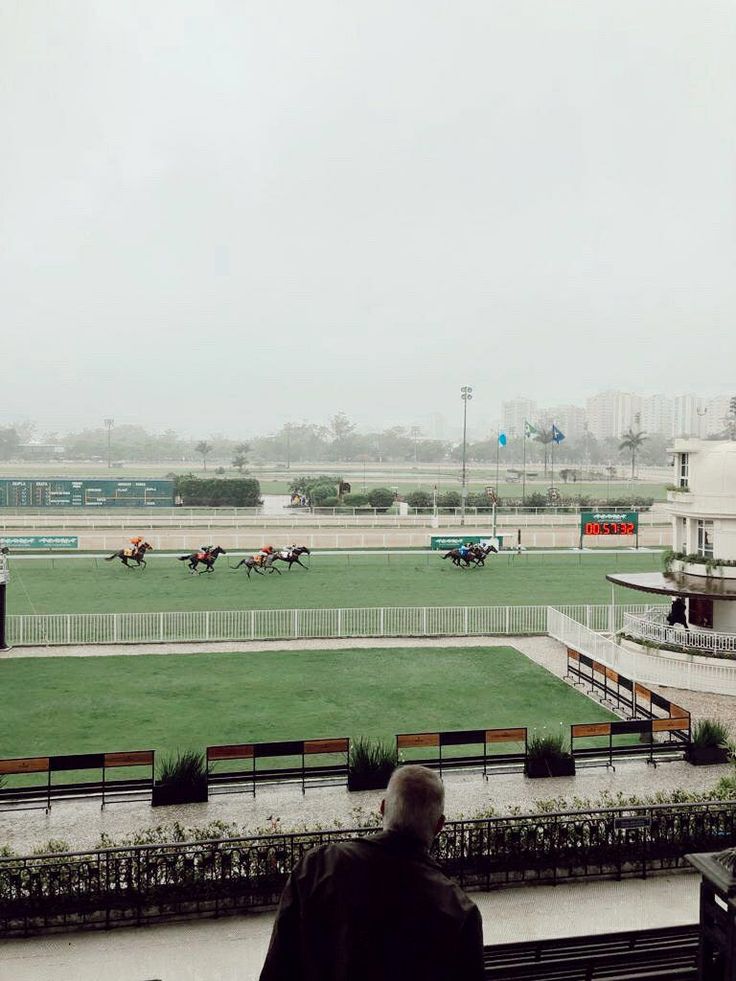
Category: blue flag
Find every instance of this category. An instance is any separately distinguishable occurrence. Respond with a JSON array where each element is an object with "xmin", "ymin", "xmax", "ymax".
[
  {"xmin": 498, "ymin": 432, "xmax": 507, "ymax": 447},
  {"xmin": 551, "ymin": 424, "xmax": 565, "ymax": 444}
]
